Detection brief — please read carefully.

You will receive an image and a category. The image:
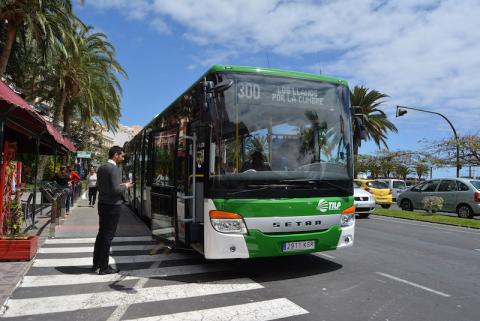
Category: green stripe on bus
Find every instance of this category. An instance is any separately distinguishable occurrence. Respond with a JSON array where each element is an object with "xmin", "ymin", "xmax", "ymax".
[
  {"xmin": 213, "ymin": 197, "xmax": 354, "ymax": 218},
  {"xmin": 244, "ymin": 226, "xmax": 342, "ymax": 258},
  {"xmin": 208, "ymin": 65, "xmax": 349, "ymax": 86}
]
